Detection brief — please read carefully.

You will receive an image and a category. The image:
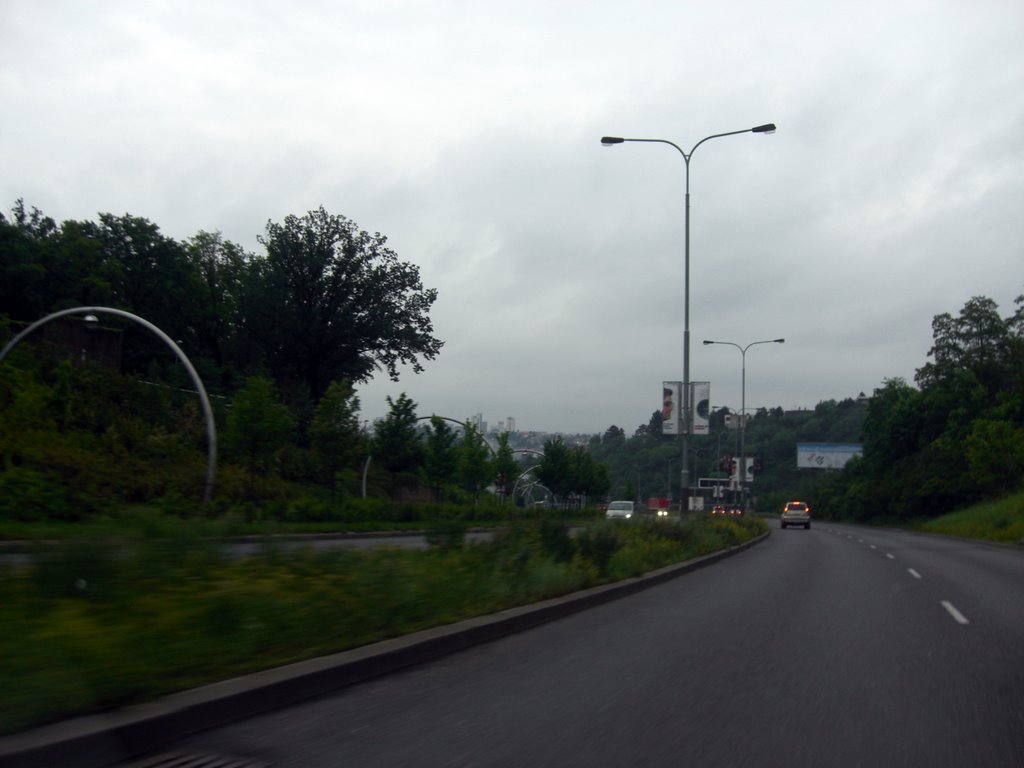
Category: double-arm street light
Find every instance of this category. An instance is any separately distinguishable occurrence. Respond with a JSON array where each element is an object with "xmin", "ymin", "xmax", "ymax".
[
  {"xmin": 702, "ymin": 338, "xmax": 785, "ymax": 499},
  {"xmin": 601, "ymin": 123, "xmax": 776, "ymax": 509}
]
